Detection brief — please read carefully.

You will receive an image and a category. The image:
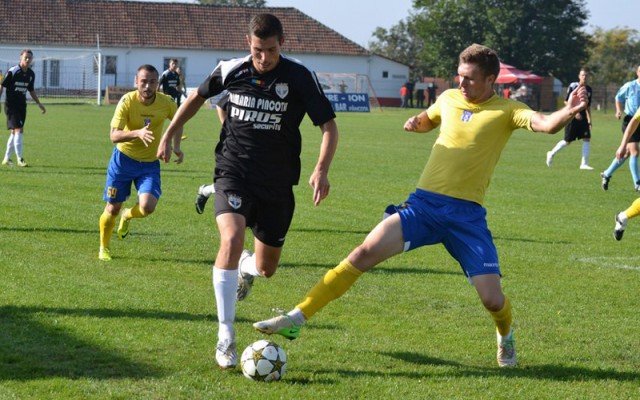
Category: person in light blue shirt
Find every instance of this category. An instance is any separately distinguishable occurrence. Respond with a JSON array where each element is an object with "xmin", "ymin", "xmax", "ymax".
[{"xmin": 600, "ymin": 65, "xmax": 640, "ymax": 191}]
